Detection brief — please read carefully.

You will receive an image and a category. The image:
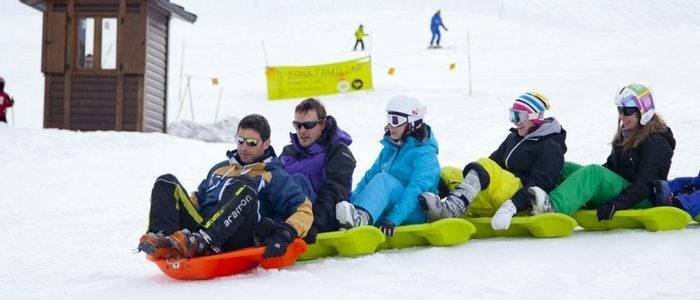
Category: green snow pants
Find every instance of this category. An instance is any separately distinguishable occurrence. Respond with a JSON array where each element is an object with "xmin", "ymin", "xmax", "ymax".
[{"xmin": 549, "ymin": 162, "xmax": 651, "ymax": 215}]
